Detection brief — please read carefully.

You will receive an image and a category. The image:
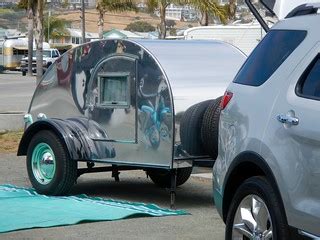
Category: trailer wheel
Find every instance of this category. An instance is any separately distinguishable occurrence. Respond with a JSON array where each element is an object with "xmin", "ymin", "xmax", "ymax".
[
  {"xmin": 26, "ymin": 130, "xmax": 77, "ymax": 195},
  {"xmin": 201, "ymin": 96, "xmax": 222, "ymax": 159},
  {"xmin": 147, "ymin": 167, "xmax": 193, "ymax": 188},
  {"xmin": 180, "ymin": 100, "xmax": 212, "ymax": 156}
]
